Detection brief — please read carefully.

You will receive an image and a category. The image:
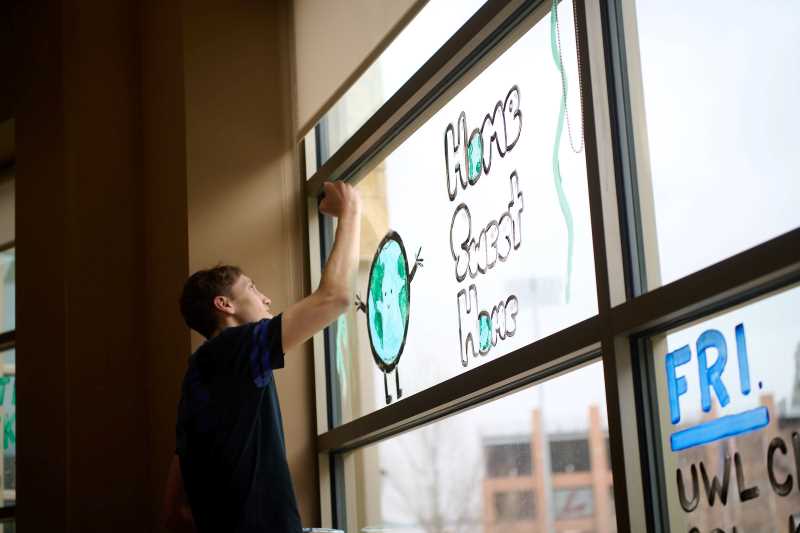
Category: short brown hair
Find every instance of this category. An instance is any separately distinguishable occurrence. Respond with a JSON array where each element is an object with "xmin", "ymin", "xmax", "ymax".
[{"xmin": 179, "ymin": 265, "xmax": 243, "ymax": 339}]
